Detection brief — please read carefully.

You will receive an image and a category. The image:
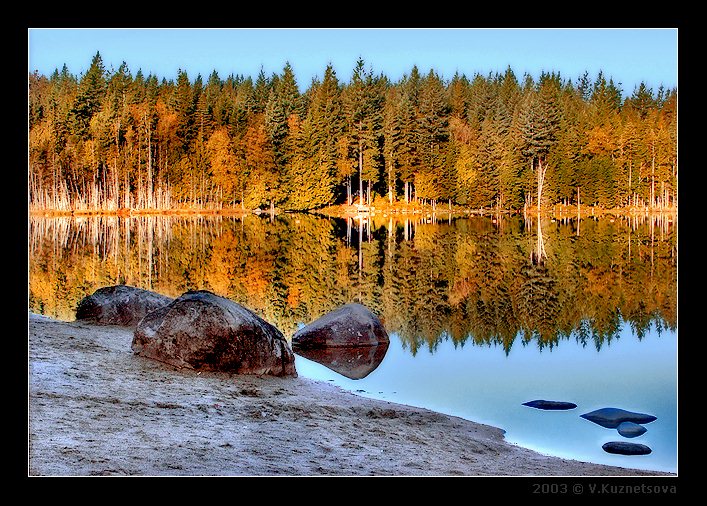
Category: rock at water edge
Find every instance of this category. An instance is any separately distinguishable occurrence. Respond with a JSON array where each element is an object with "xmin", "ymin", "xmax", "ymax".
[
  {"xmin": 132, "ymin": 290, "xmax": 296, "ymax": 377},
  {"xmin": 76, "ymin": 285, "xmax": 174, "ymax": 327},
  {"xmin": 292, "ymin": 303, "xmax": 389, "ymax": 349}
]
